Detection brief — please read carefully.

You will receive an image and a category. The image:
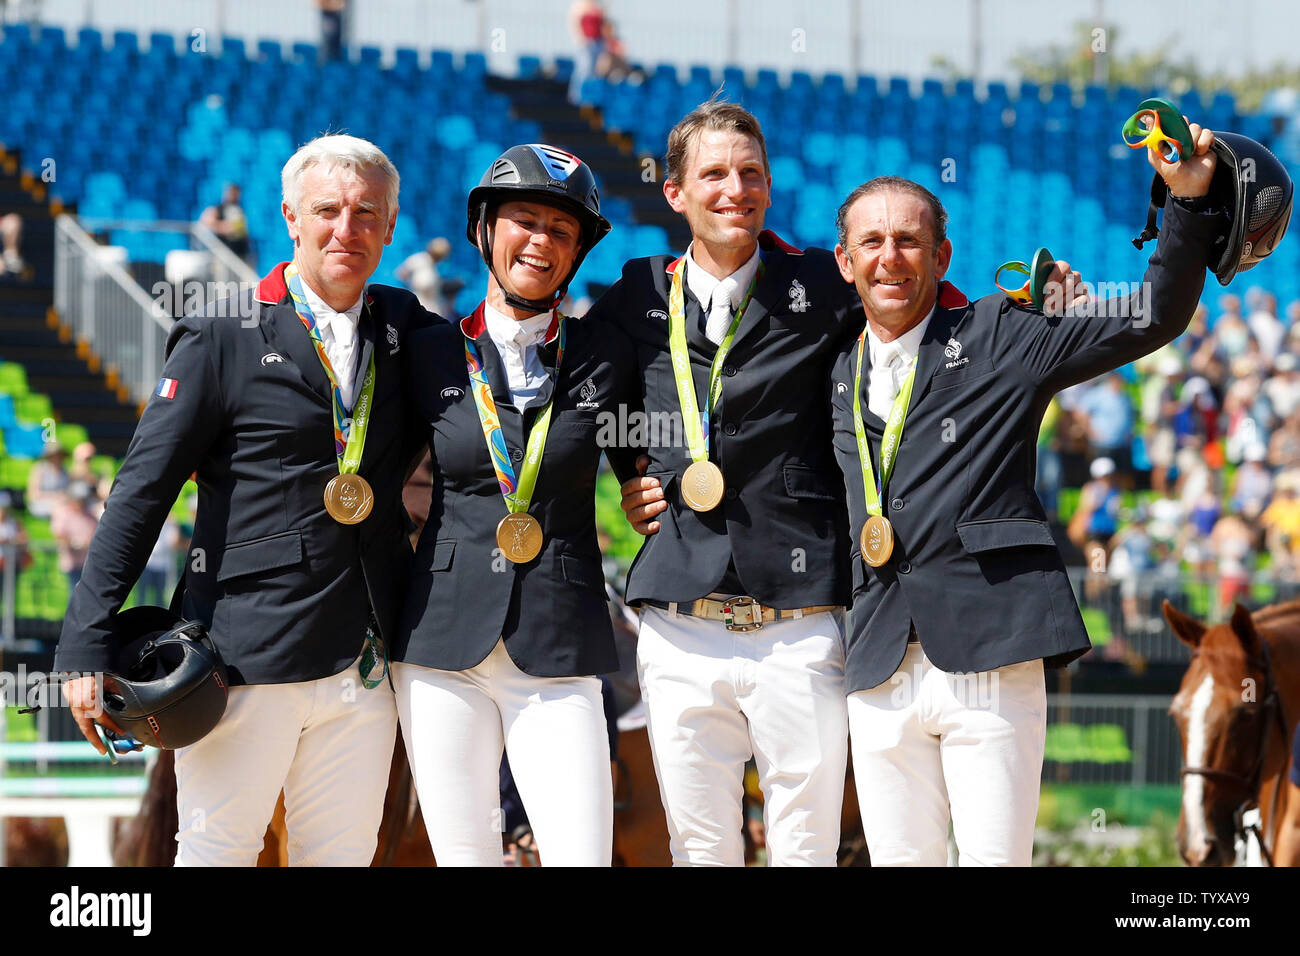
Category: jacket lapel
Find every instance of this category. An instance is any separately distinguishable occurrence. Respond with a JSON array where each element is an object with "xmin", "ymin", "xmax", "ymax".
[
  {"xmin": 905, "ymin": 282, "xmax": 970, "ymax": 419},
  {"xmin": 262, "ymin": 301, "xmax": 332, "ymax": 408},
  {"xmin": 728, "ymin": 250, "xmax": 783, "ymax": 351}
]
